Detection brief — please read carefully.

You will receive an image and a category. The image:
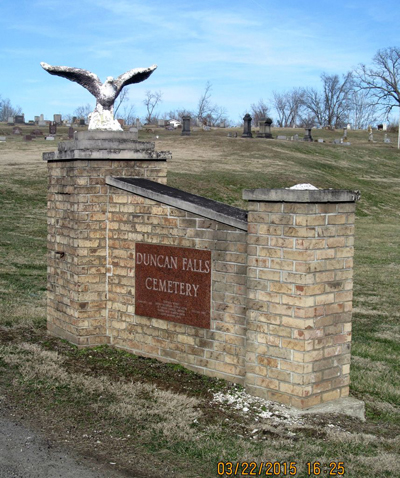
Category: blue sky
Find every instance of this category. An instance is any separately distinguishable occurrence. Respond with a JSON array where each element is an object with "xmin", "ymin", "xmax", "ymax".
[{"xmin": 1, "ymin": 0, "xmax": 399, "ymax": 123}]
